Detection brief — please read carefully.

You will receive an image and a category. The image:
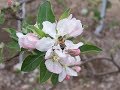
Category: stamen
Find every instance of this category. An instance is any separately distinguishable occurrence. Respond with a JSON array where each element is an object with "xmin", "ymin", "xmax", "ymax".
[{"xmin": 52, "ymin": 55, "xmax": 60, "ymax": 62}]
